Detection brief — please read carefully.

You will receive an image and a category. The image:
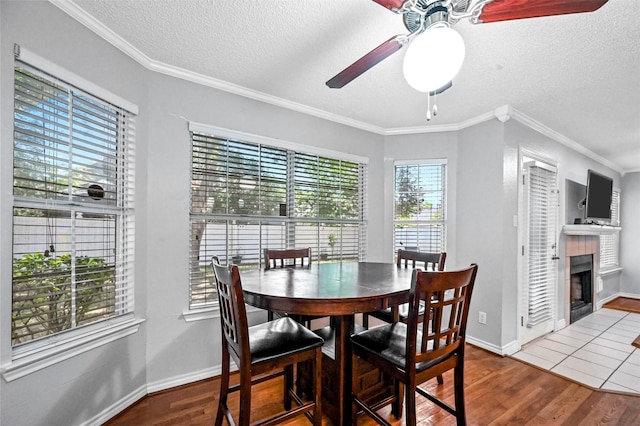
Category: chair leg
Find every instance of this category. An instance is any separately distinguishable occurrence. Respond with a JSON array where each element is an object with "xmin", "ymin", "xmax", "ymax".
[
  {"xmin": 351, "ymin": 353, "xmax": 359, "ymax": 425},
  {"xmin": 437, "ymin": 374, "xmax": 444, "ymax": 385},
  {"xmin": 362, "ymin": 313, "xmax": 369, "ymax": 328},
  {"xmin": 215, "ymin": 348, "xmax": 230, "ymax": 426},
  {"xmin": 284, "ymin": 364, "xmax": 293, "ymax": 410},
  {"xmin": 313, "ymin": 347, "xmax": 322, "ymax": 426},
  {"xmin": 391, "ymin": 379, "xmax": 404, "ymax": 419},
  {"xmin": 405, "ymin": 378, "xmax": 417, "ymax": 426},
  {"xmin": 238, "ymin": 367, "xmax": 252, "ymax": 426},
  {"xmin": 267, "ymin": 310, "xmax": 274, "ymax": 321},
  {"xmin": 454, "ymin": 362, "xmax": 467, "ymax": 426}
]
